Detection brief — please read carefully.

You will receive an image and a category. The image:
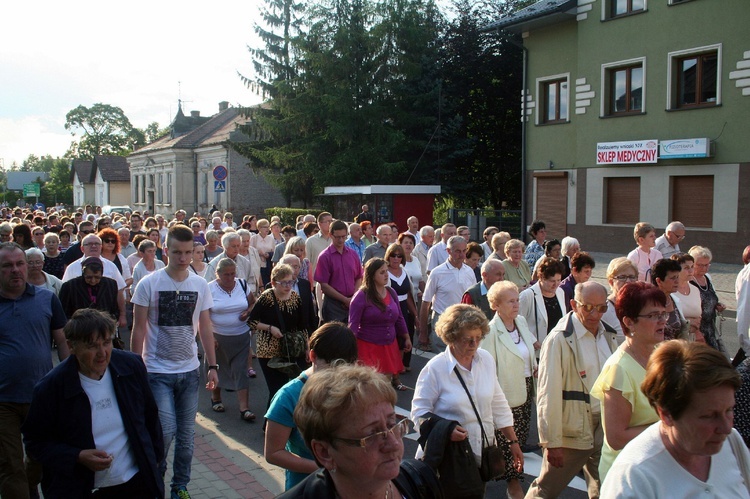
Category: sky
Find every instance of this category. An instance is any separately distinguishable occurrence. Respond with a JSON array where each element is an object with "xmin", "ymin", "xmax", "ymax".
[{"xmin": 0, "ymin": 1, "xmax": 266, "ymax": 168}]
